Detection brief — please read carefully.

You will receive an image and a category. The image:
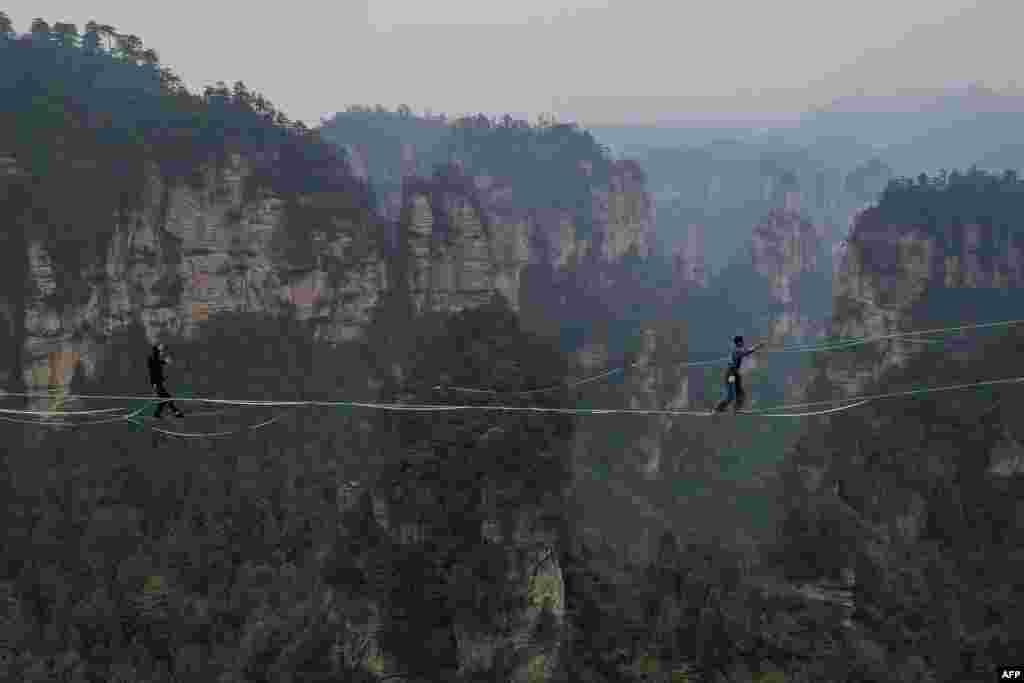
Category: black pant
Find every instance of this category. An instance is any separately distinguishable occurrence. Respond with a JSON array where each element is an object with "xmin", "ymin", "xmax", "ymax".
[
  {"xmin": 715, "ymin": 372, "xmax": 745, "ymax": 413},
  {"xmin": 153, "ymin": 383, "xmax": 183, "ymax": 417}
]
